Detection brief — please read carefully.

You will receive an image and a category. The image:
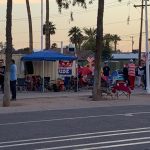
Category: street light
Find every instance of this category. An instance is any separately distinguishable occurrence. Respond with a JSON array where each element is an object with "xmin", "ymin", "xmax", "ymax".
[{"xmin": 145, "ymin": 0, "xmax": 150, "ymax": 93}]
